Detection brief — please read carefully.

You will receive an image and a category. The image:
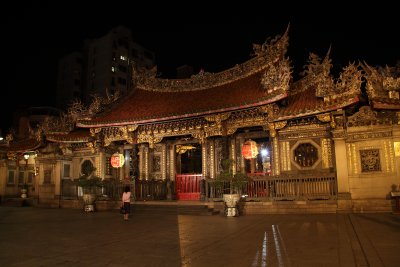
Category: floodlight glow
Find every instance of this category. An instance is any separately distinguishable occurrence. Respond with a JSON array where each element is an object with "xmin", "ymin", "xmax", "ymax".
[{"xmin": 261, "ymin": 149, "xmax": 268, "ymax": 157}]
